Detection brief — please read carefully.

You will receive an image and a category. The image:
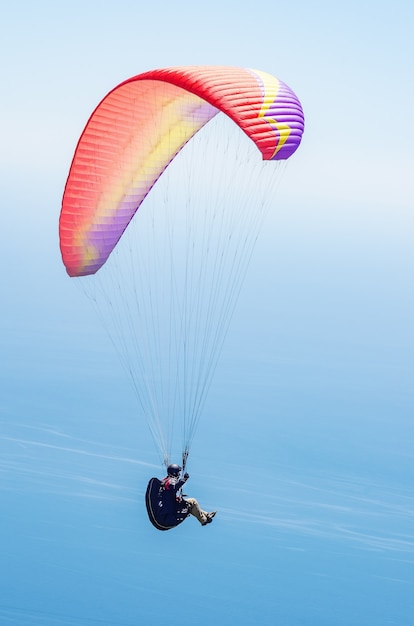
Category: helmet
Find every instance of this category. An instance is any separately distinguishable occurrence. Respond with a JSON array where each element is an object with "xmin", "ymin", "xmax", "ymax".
[{"xmin": 167, "ymin": 463, "xmax": 182, "ymax": 477}]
